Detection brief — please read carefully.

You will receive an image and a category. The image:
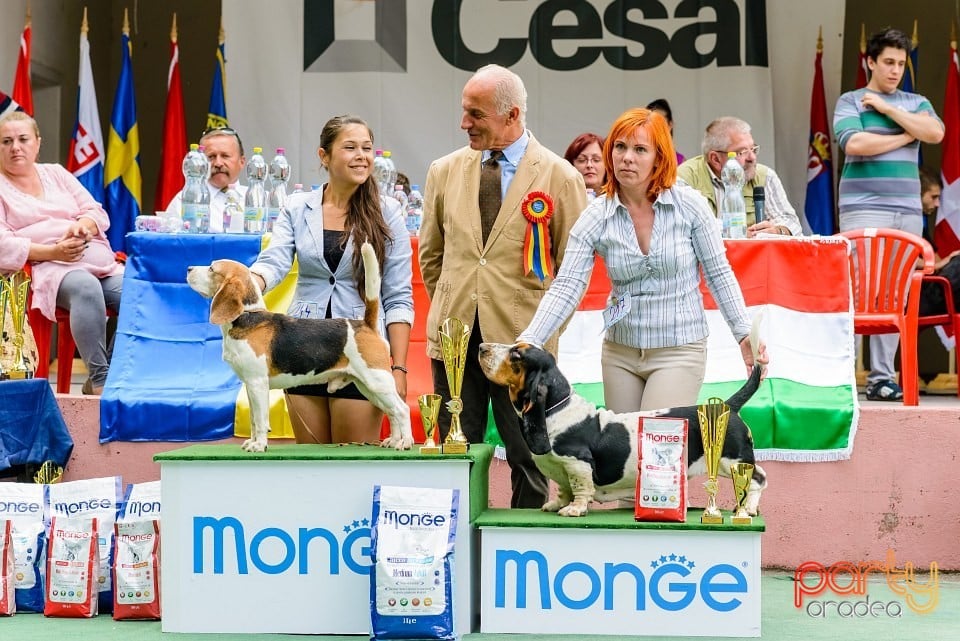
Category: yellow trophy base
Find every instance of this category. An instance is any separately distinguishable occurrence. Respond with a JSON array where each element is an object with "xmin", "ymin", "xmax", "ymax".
[
  {"xmin": 442, "ymin": 441, "xmax": 469, "ymax": 455},
  {"xmin": 0, "ymin": 370, "xmax": 30, "ymax": 380},
  {"xmin": 419, "ymin": 444, "xmax": 442, "ymax": 455},
  {"xmin": 700, "ymin": 511, "xmax": 724, "ymax": 525},
  {"xmin": 731, "ymin": 514, "xmax": 754, "ymax": 525}
]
